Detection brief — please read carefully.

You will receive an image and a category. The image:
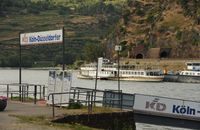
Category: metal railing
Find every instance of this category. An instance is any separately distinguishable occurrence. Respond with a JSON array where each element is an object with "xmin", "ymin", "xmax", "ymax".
[
  {"xmin": 47, "ymin": 87, "xmax": 135, "ymax": 117},
  {"xmin": 0, "ymin": 83, "xmax": 46, "ymax": 104}
]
